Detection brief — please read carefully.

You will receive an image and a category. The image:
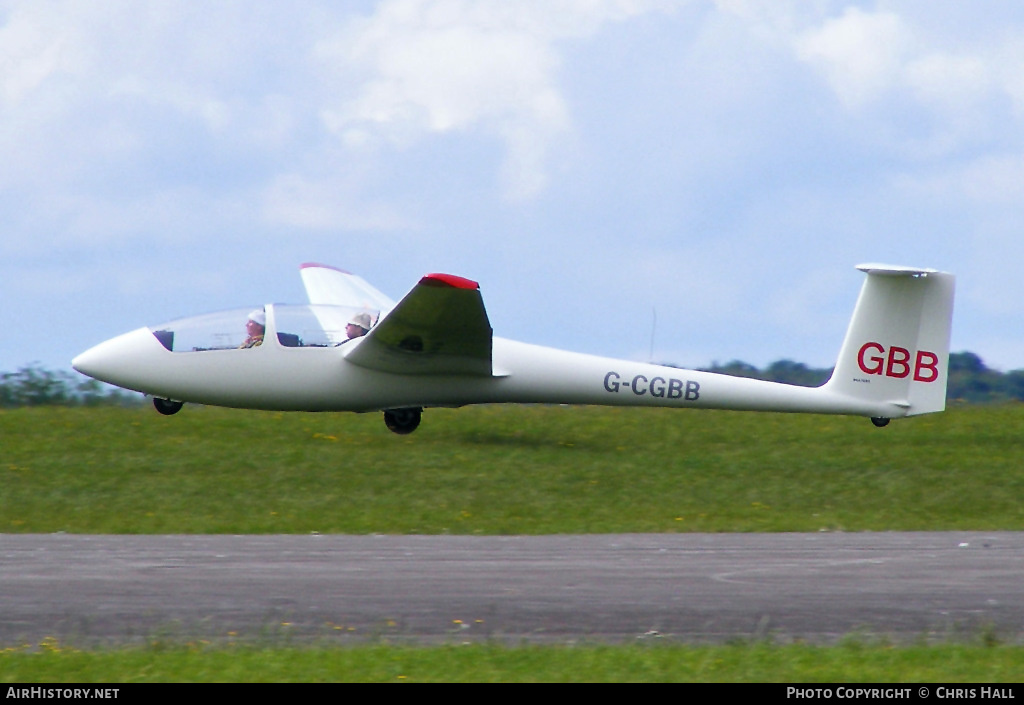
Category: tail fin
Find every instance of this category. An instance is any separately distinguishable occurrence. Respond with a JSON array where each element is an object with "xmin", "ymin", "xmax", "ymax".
[{"xmin": 826, "ymin": 264, "xmax": 955, "ymax": 417}]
